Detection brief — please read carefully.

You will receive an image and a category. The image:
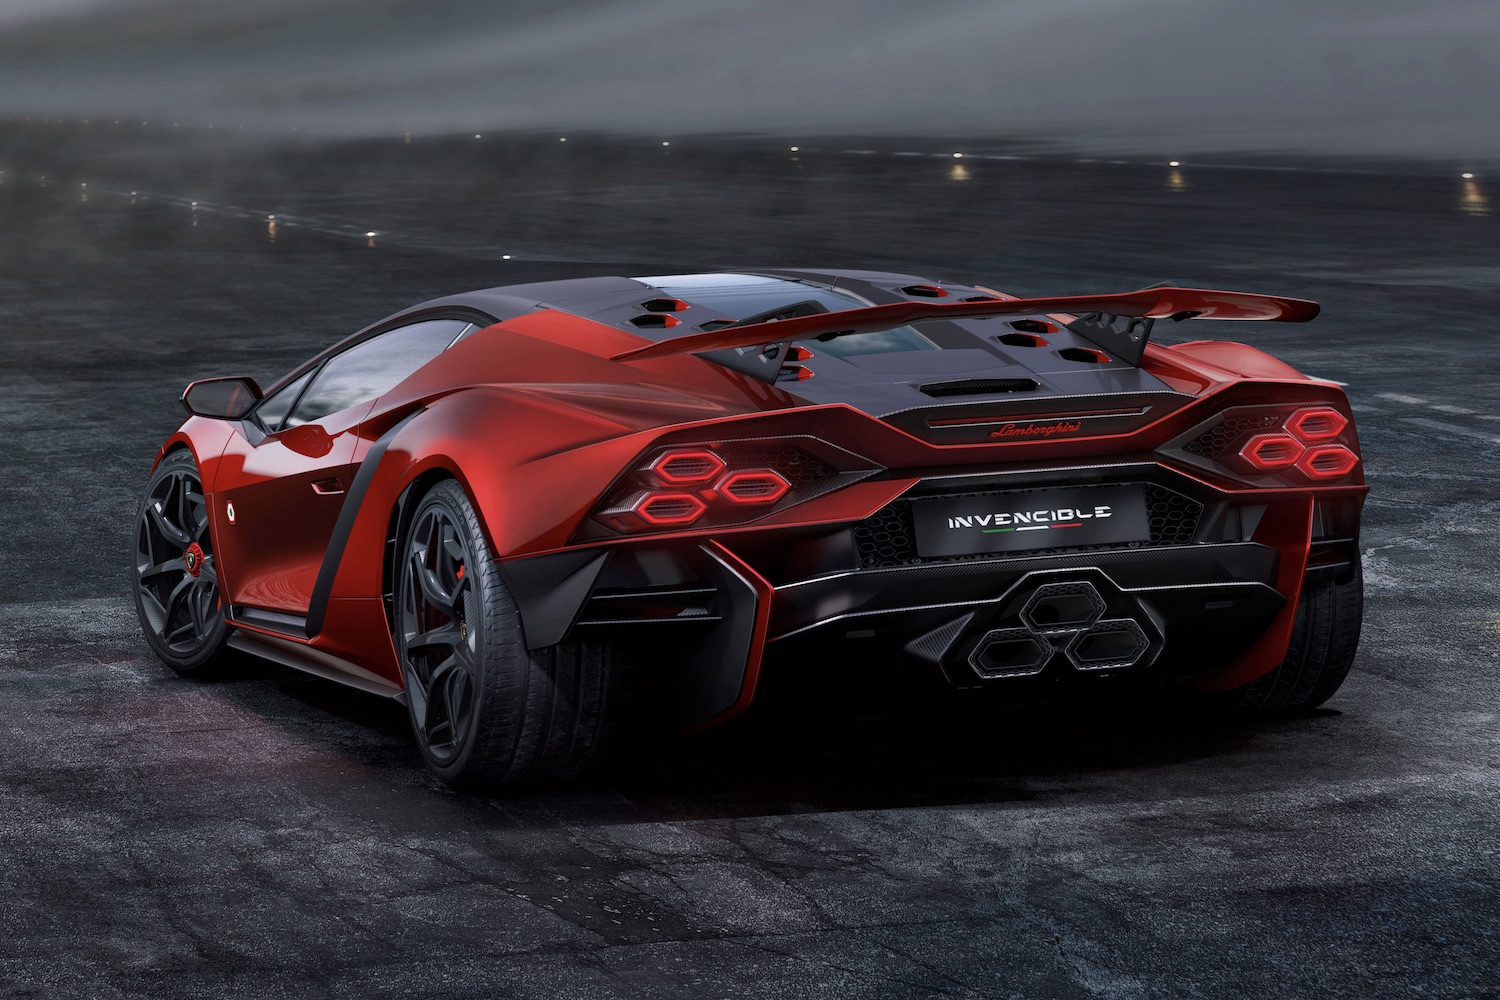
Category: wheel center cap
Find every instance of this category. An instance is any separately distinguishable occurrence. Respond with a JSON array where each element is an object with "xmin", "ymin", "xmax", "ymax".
[{"xmin": 184, "ymin": 542, "xmax": 206, "ymax": 578}]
